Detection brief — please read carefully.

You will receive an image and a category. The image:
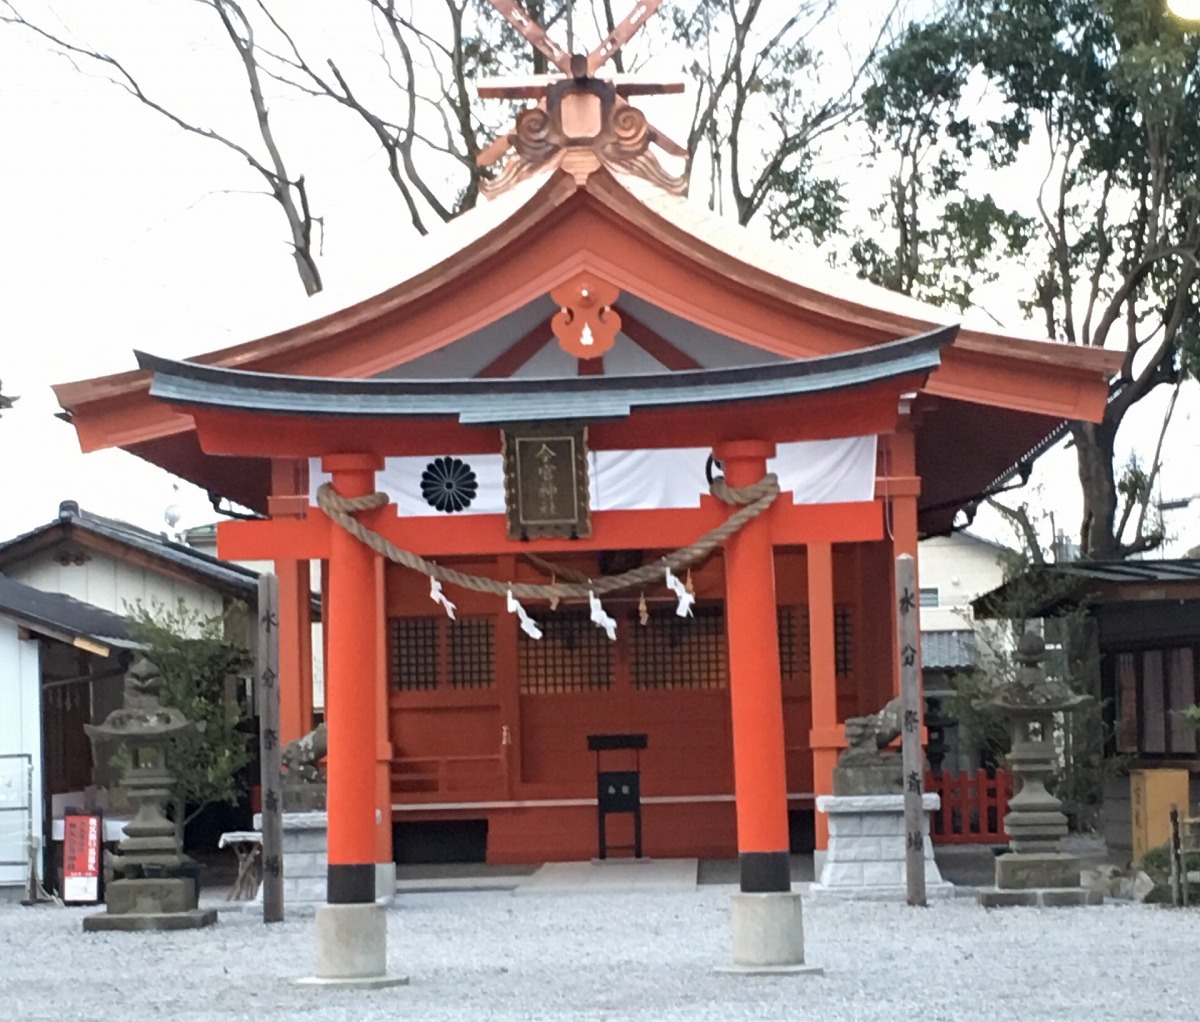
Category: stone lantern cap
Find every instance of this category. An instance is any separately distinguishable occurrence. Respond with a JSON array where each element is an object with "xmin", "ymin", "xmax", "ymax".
[
  {"xmin": 974, "ymin": 632, "xmax": 1089, "ymax": 714},
  {"xmin": 84, "ymin": 656, "xmax": 198, "ymax": 742}
]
